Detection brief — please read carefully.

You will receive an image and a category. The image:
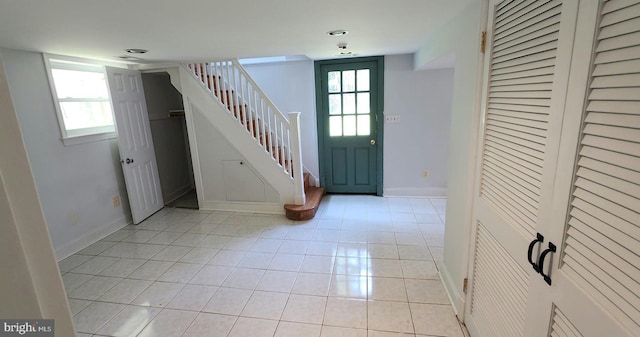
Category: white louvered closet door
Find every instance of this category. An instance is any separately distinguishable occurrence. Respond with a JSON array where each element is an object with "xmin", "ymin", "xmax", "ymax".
[
  {"xmin": 464, "ymin": 0, "xmax": 580, "ymax": 336},
  {"xmin": 531, "ymin": 0, "xmax": 640, "ymax": 336}
]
